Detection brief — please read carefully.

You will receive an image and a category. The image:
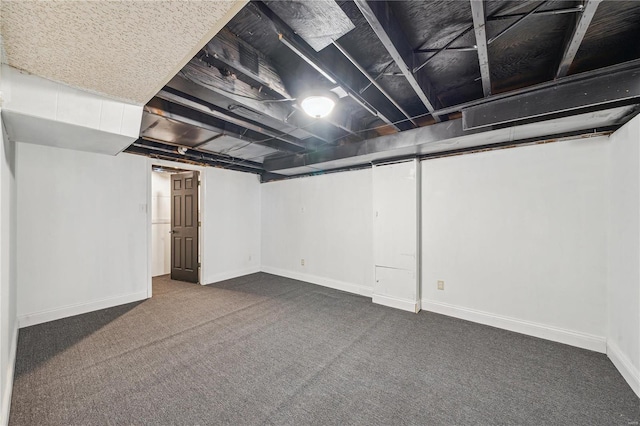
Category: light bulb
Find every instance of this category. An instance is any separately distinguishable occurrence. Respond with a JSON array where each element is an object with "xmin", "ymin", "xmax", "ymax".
[{"xmin": 300, "ymin": 95, "xmax": 336, "ymax": 118}]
